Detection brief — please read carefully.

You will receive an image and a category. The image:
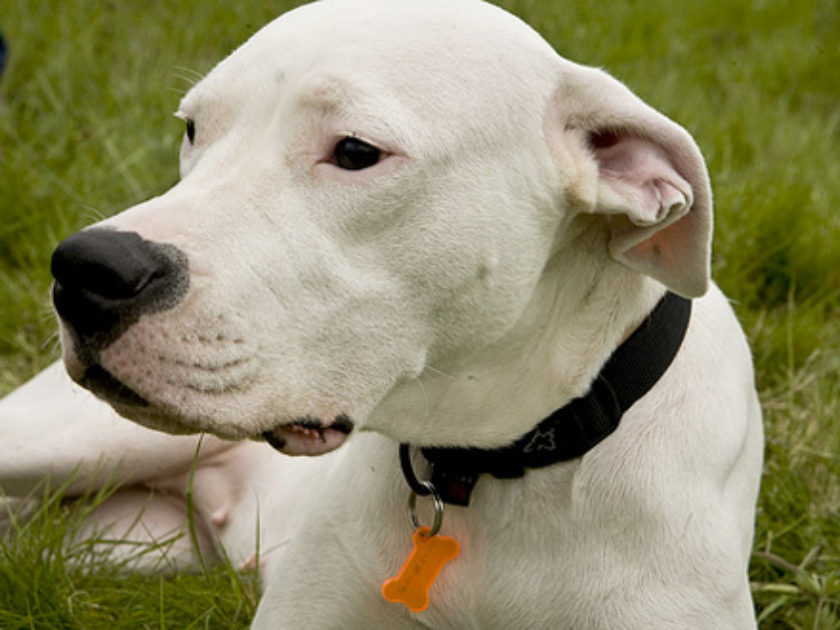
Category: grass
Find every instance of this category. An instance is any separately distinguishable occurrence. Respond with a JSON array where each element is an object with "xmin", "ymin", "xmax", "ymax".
[
  {"xmin": 1, "ymin": 0, "xmax": 838, "ymax": 627},
  {"xmin": 1, "ymin": 480, "xmax": 260, "ymax": 629}
]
